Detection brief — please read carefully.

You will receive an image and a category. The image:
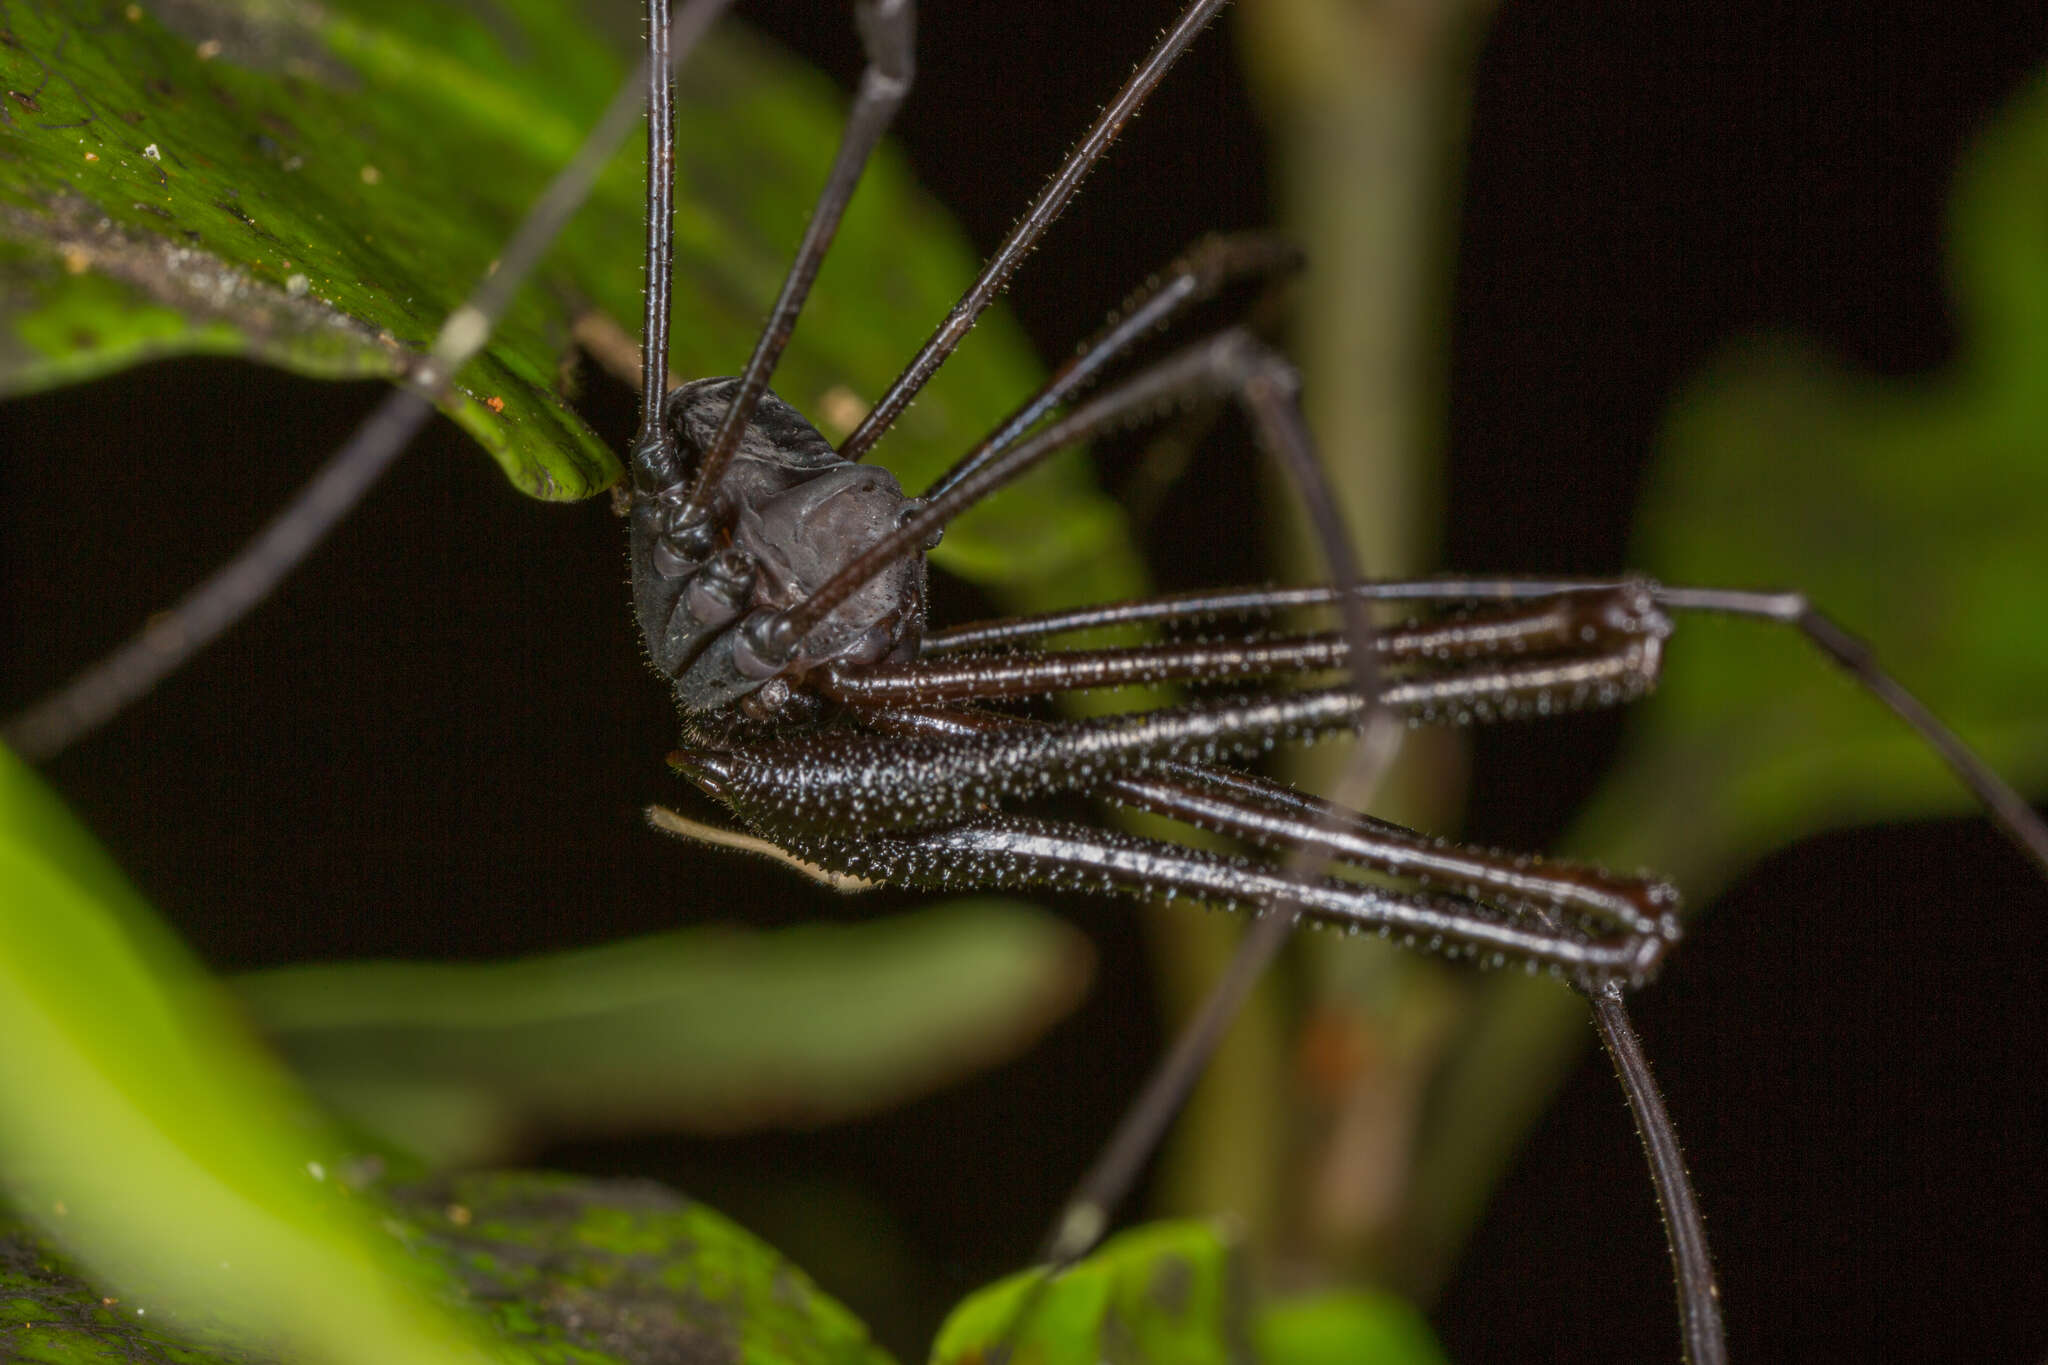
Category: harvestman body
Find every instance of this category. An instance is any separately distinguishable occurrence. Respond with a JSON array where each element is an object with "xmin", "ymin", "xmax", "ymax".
[
  {"xmin": 629, "ymin": 365, "xmax": 1682, "ymax": 984},
  {"xmin": 10, "ymin": 0, "xmax": 2048, "ymax": 1361}
]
